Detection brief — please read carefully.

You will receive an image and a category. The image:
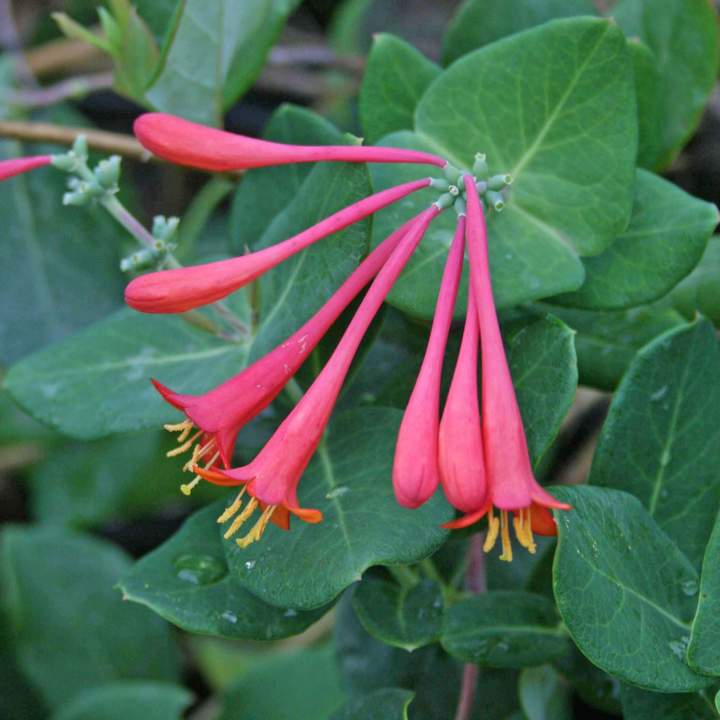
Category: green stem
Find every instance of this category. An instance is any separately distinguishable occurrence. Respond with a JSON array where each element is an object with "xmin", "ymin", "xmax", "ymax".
[
  {"xmin": 284, "ymin": 377, "xmax": 304, "ymax": 404},
  {"xmin": 387, "ymin": 564, "xmax": 419, "ymax": 589}
]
